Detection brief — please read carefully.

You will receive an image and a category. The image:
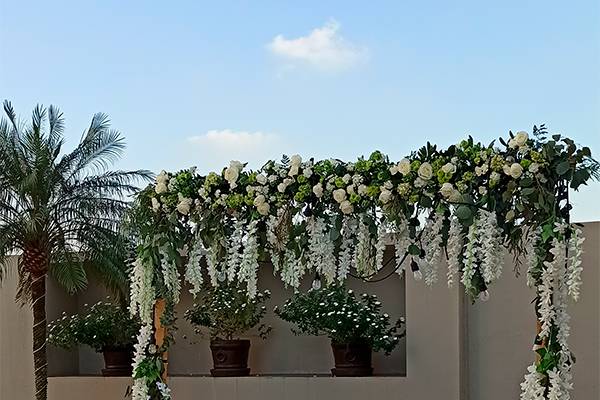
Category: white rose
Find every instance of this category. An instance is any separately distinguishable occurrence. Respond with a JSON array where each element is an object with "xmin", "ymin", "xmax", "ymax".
[
  {"xmin": 510, "ymin": 163, "xmax": 523, "ymax": 179},
  {"xmin": 256, "ymin": 173, "xmax": 267, "ymax": 185},
  {"xmin": 342, "ymin": 174, "xmax": 352, "ymax": 184},
  {"xmin": 277, "ymin": 182, "xmax": 287, "ymax": 193},
  {"xmin": 357, "ymin": 184, "xmax": 367, "ymax": 195},
  {"xmin": 346, "ymin": 185, "xmax": 356, "ymax": 195},
  {"xmin": 529, "ymin": 163, "xmax": 539, "ymax": 173},
  {"xmin": 418, "ymin": 162, "xmax": 433, "ymax": 180},
  {"xmin": 257, "ymin": 202, "xmax": 270, "ymax": 216},
  {"xmin": 379, "ymin": 189, "xmax": 393, "ymax": 204},
  {"xmin": 290, "ymin": 154, "xmax": 302, "ymax": 166},
  {"xmin": 151, "ymin": 197, "xmax": 161, "ymax": 212},
  {"xmin": 397, "ymin": 158, "xmax": 411, "ymax": 175},
  {"xmin": 515, "ymin": 131, "xmax": 529, "ymax": 147},
  {"xmin": 340, "ymin": 200, "xmax": 354, "ymax": 215},
  {"xmin": 503, "ymin": 164, "xmax": 512, "ymax": 175},
  {"xmin": 478, "ymin": 186, "xmax": 487, "ymax": 195},
  {"xmin": 440, "ymin": 182, "xmax": 454, "ymax": 198},
  {"xmin": 383, "ymin": 180, "xmax": 393, "ymax": 190},
  {"xmin": 303, "ymin": 168, "xmax": 313, "ymax": 178},
  {"xmin": 508, "ymin": 138, "xmax": 518, "ymax": 149},
  {"xmin": 389, "ymin": 165, "xmax": 399, "ymax": 175},
  {"xmin": 313, "ymin": 183, "xmax": 324, "ymax": 198},
  {"xmin": 441, "ymin": 163, "xmax": 456, "ymax": 175},
  {"xmin": 155, "ymin": 182, "xmax": 168, "ymax": 194},
  {"xmin": 333, "ymin": 188, "xmax": 347, "ymax": 203}
]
